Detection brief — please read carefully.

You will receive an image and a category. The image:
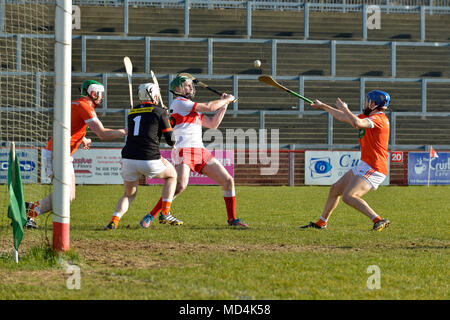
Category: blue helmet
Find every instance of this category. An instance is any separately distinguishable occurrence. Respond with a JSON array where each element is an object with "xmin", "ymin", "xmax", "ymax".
[{"xmin": 367, "ymin": 90, "xmax": 390, "ymax": 108}]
